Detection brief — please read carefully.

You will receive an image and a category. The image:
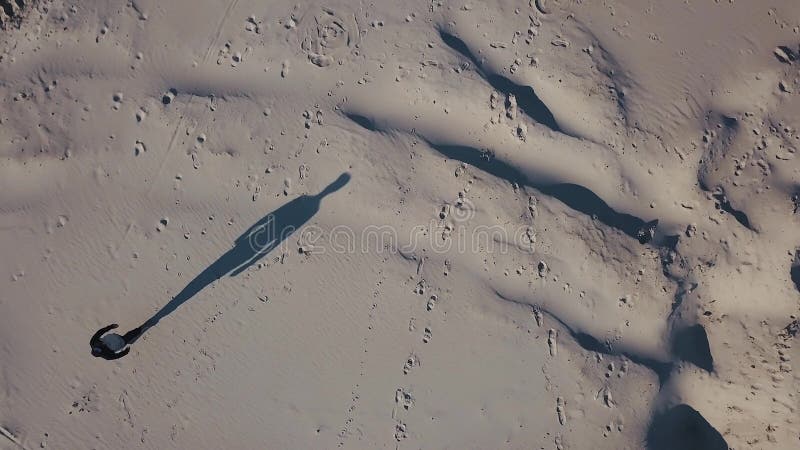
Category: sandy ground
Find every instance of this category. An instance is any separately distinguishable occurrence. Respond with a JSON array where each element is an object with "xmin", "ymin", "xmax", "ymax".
[{"xmin": 0, "ymin": 0, "xmax": 799, "ymax": 448}]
